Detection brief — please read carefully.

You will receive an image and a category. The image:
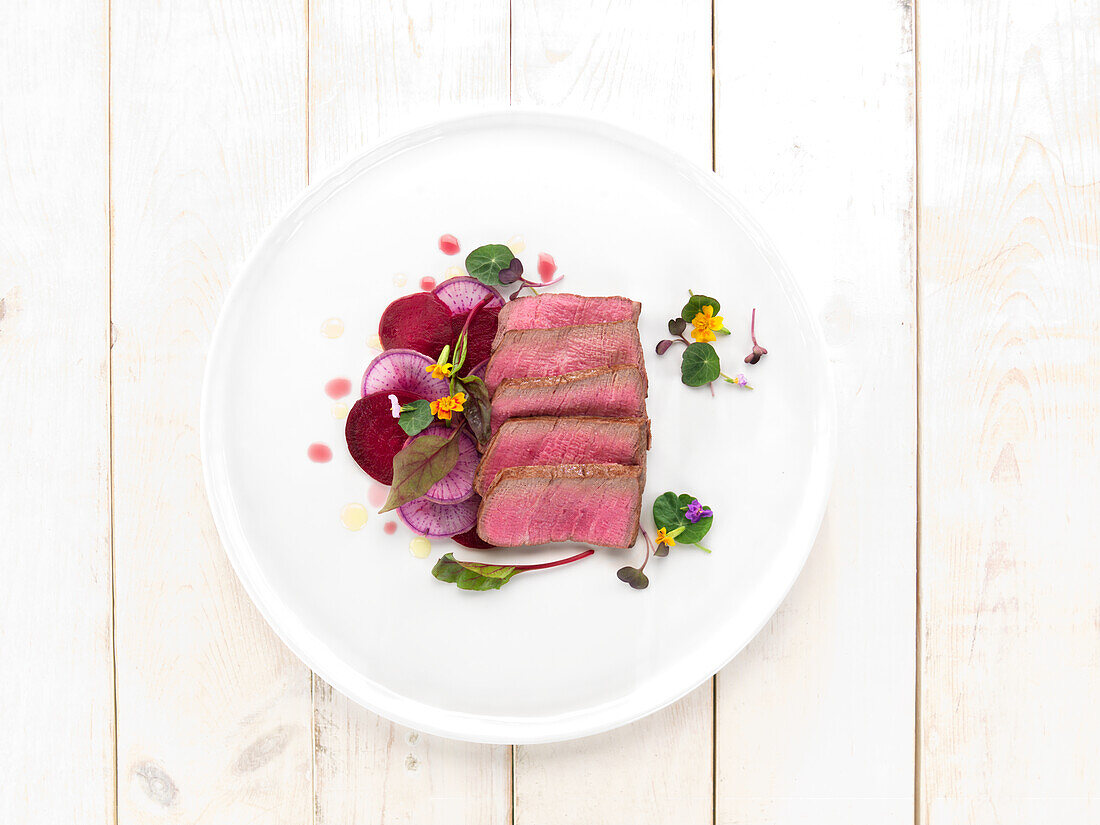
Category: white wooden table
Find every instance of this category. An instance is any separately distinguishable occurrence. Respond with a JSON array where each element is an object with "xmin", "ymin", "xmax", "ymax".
[{"xmin": 3, "ymin": 1, "xmax": 1097, "ymax": 822}]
